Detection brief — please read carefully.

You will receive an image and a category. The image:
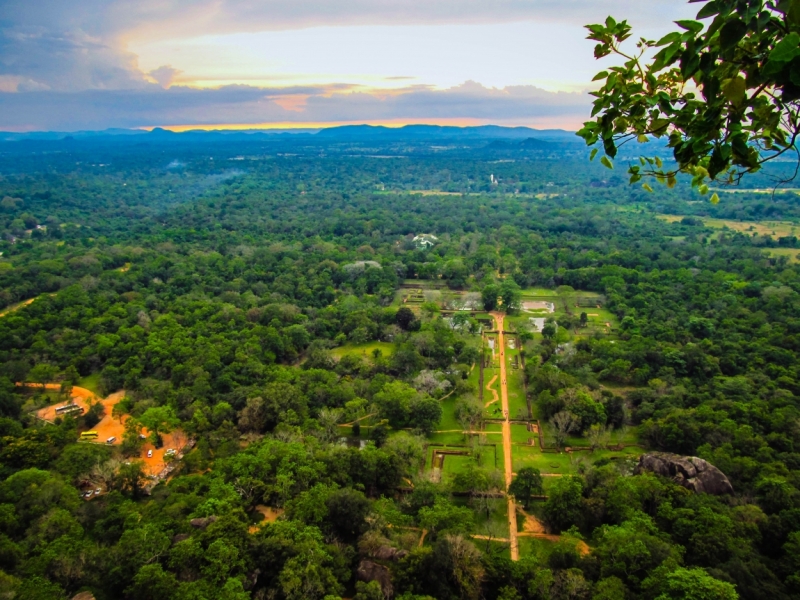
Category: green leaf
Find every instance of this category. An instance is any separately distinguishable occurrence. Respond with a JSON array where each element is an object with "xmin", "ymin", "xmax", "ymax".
[
  {"xmin": 699, "ymin": 184, "xmax": 709, "ymax": 195},
  {"xmin": 642, "ymin": 183, "xmax": 654, "ymax": 193},
  {"xmin": 589, "ymin": 148, "xmax": 599, "ymax": 161},
  {"xmin": 719, "ymin": 18, "xmax": 747, "ymax": 52},
  {"xmin": 600, "ymin": 156, "xmax": 614, "ymax": 169},
  {"xmin": 696, "ymin": 1, "xmax": 720, "ymax": 19},
  {"xmin": 722, "ymin": 76, "xmax": 746, "ymax": 107},
  {"xmin": 710, "ymin": 192, "xmax": 720, "ymax": 204},
  {"xmin": 654, "ymin": 156, "xmax": 663, "ymax": 168},
  {"xmin": 656, "ymin": 32, "xmax": 683, "ymax": 46},
  {"xmin": 592, "ymin": 71, "xmax": 609, "ymax": 81},
  {"xmin": 769, "ymin": 32, "xmax": 800, "ymax": 63},
  {"xmin": 675, "ymin": 20, "xmax": 704, "ymax": 34}
]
